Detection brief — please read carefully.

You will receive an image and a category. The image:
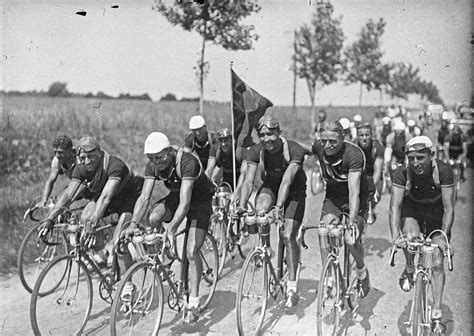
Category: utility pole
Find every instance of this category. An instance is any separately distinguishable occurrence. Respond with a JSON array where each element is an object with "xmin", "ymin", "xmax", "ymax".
[{"xmin": 292, "ymin": 30, "xmax": 297, "ymax": 113}]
